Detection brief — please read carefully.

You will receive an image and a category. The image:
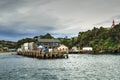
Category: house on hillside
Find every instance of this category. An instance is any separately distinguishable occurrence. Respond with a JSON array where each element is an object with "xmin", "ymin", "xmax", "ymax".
[
  {"xmin": 3, "ymin": 47, "xmax": 8, "ymax": 51},
  {"xmin": 0, "ymin": 48, "xmax": 3, "ymax": 51},
  {"xmin": 82, "ymin": 47, "xmax": 93, "ymax": 51},
  {"xmin": 0, "ymin": 45, "xmax": 3, "ymax": 51},
  {"xmin": 8, "ymin": 49, "xmax": 16, "ymax": 52},
  {"xmin": 36, "ymin": 38, "xmax": 60, "ymax": 48}
]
